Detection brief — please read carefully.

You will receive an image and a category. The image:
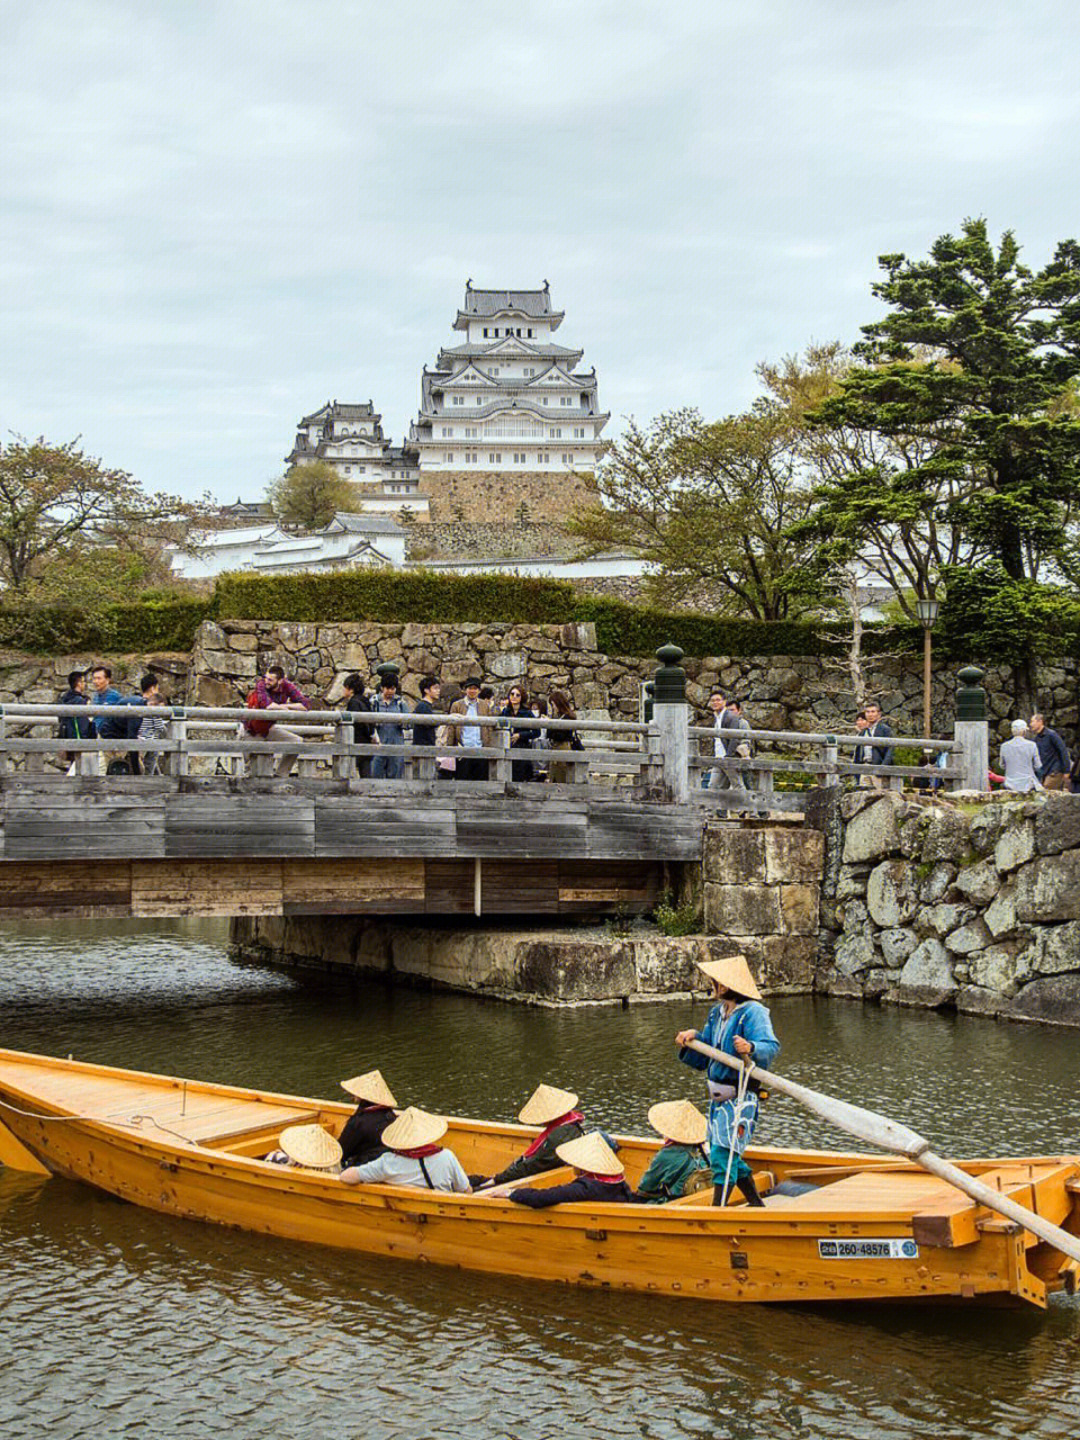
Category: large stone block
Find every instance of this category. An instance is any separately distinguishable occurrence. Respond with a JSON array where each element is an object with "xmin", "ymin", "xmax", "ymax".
[
  {"xmin": 1010, "ymin": 972, "xmax": 1080, "ymax": 1025},
  {"xmin": 879, "ymin": 927, "xmax": 918, "ymax": 967},
  {"xmin": 945, "ymin": 918, "xmax": 993, "ymax": 955},
  {"xmin": 966, "ymin": 946, "xmax": 1019, "ymax": 994},
  {"xmin": 993, "ymin": 820, "xmax": 1035, "ymax": 874},
  {"xmin": 983, "ymin": 882, "xmax": 1018, "ymax": 939},
  {"xmin": 920, "ymin": 902, "xmax": 972, "ymax": 938},
  {"xmin": 702, "ymin": 826, "xmax": 765, "ymax": 885},
  {"xmin": 921, "ymin": 807, "xmax": 970, "ymax": 863},
  {"xmin": 1015, "ymin": 851, "xmax": 1080, "ymax": 922},
  {"xmin": 867, "ymin": 859, "xmax": 918, "ymax": 927},
  {"xmin": 1034, "ymin": 797, "xmax": 1080, "ymax": 856},
  {"xmin": 1018, "ymin": 921, "xmax": 1080, "ymax": 976},
  {"xmin": 842, "ymin": 796, "xmax": 902, "ymax": 863},
  {"xmin": 918, "ymin": 861, "xmax": 957, "ymax": 904},
  {"xmin": 763, "ymin": 828, "xmax": 824, "ymax": 884},
  {"xmin": 953, "ymin": 859, "xmax": 999, "ymax": 905},
  {"xmin": 833, "ymin": 932, "xmax": 877, "ymax": 976},
  {"xmin": 778, "ymin": 884, "xmax": 819, "ymax": 935},
  {"xmin": 898, "ymin": 938, "xmax": 955, "ymax": 995},
  {"xmin": 703, "ymin": 883, "xmax": 781, "ymax": 935}
]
